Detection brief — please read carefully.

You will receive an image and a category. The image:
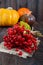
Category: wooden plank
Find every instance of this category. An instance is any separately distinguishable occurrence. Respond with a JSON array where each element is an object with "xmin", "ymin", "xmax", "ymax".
[
  {"xmin": 16, "ymin": 0, "xmax": 27, "ymax": 10},
  {"xmin": 38, "ymin": 0, "xmax": 43, "ymax": 21},
  {"xmin": 5, "ymin": 0, "xmax": 11, "ymax": 8},
  {"xmin": 27, "ymin": 0, "xmax": 36, "ymax": 13},
  {"xmin": 27, "ymin": 0, "xmax": 37, "ymax": 18},
  {"xmin": 10, "ymin": 0, "xmax": 17, "ymax": 9},
  {"xmin": 0, "ymin": 0, "xmax": 5, "ymax": 8}
]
